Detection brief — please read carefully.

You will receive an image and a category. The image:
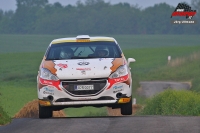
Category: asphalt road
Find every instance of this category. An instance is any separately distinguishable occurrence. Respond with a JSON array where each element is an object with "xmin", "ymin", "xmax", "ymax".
[{"xmin": 0, "ymin": 116, "xmax": 200, "ymax": 133}]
